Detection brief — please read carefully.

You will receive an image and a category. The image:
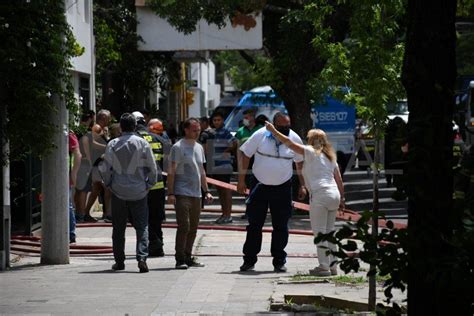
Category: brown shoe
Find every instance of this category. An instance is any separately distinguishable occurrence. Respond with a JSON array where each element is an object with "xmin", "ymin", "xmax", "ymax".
[{"xmin": 138, "ymin": 261, "xmax": 149, "ymax": 273}]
